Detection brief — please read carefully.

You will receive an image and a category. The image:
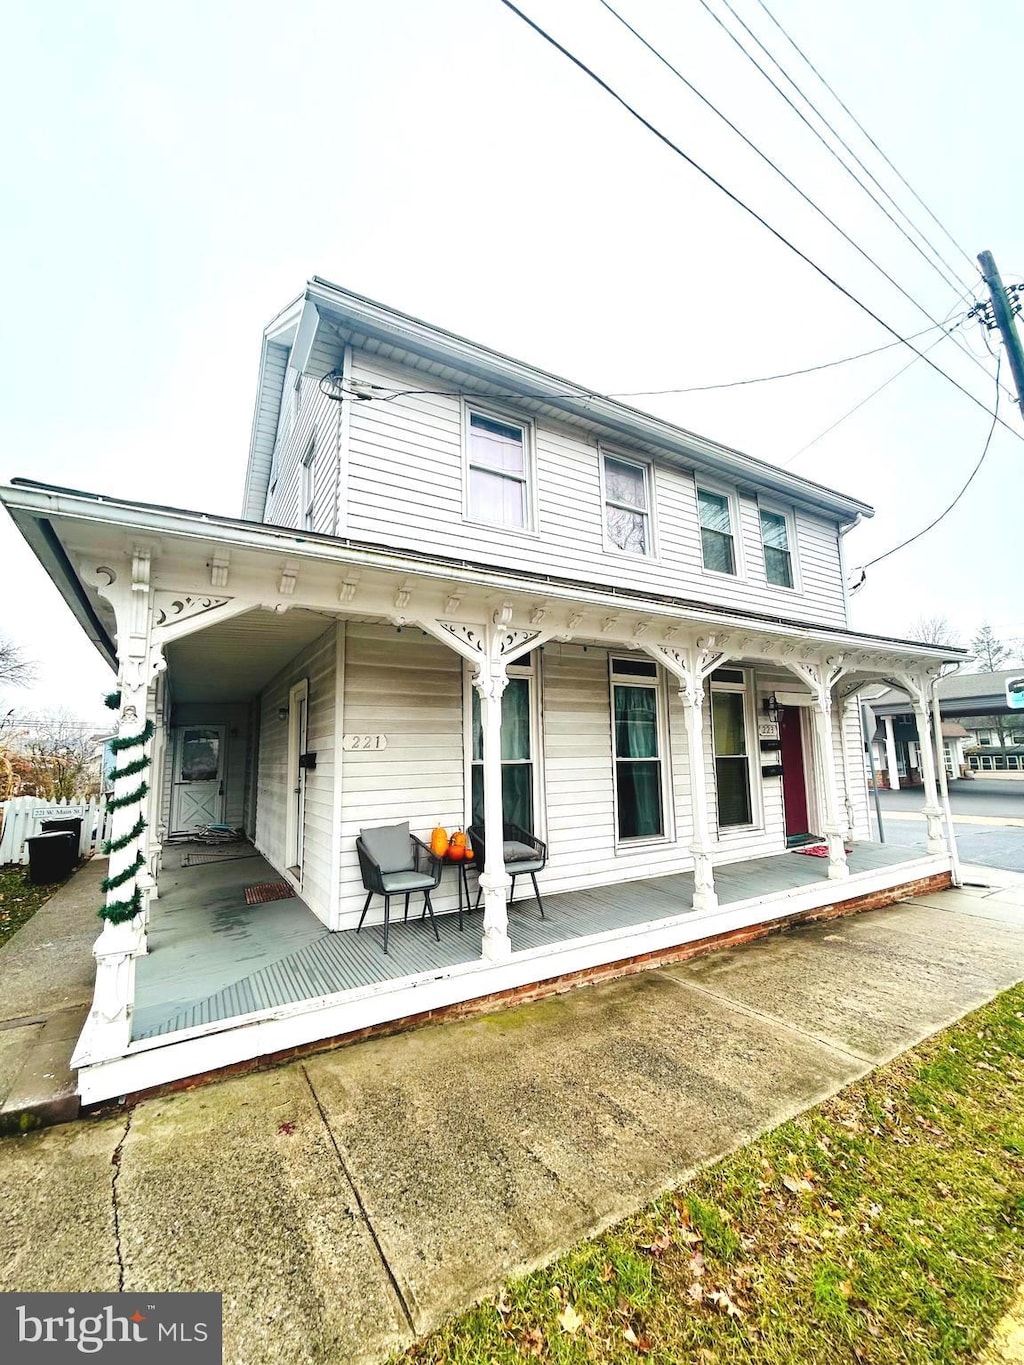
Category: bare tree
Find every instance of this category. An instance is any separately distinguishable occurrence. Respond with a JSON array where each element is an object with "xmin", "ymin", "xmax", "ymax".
[
  {"xmin": 969, "ymin": 623, "xmax": 1016, "ymax": 673},
  {"xmin": 19, "ymin": 712, "xmax": 100, "ymax": 800},
  {"xmin": 905, "ymin": 615, "xmax": 961, "ymax": 647},
  {"xmin": 0, "ymin": 636, "xmax": 35, "ymax": 689}
]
